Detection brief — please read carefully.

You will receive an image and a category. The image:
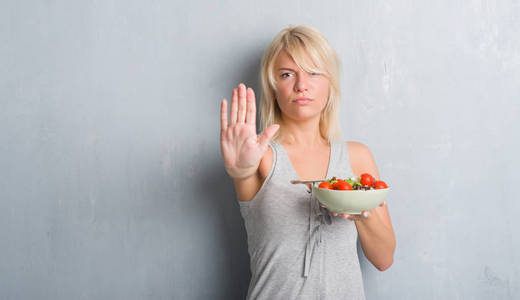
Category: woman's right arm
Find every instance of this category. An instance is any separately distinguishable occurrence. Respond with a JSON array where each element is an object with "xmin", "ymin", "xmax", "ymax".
[{"xmin": 220, "ymin": 83, "xmax": 279, "ymax": 202}]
